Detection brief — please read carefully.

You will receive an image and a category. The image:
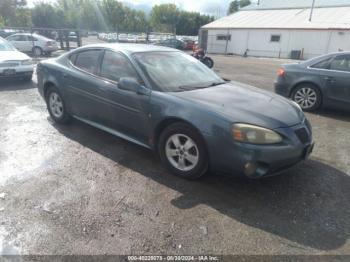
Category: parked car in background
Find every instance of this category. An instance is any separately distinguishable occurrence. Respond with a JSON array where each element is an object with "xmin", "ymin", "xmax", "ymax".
[
  {"xmin": 37, "ymin": 44, "xmax": 313, "ymax": 180},
  {"xmin": 6, "ymin": 33, "xmax": 58, "ymax": 56},
  {"xmin": 155, "ymin": 39, "xmax": 185, "ymax": 50},
  {"xmin": 0, "ymin": 37, "xmax": 35, "ymax": 81},
  {"xmin": 0, "ymin": 29, "xmax": 17, "ymax": 38},
  {"xmin": 68, "ymin": 32, "xmax": 78, "ymax": 41},
  {"xmin": 275, "ymin": 52, "xmax": 350, "ymax": 111}
]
